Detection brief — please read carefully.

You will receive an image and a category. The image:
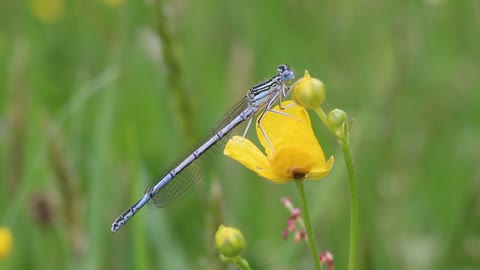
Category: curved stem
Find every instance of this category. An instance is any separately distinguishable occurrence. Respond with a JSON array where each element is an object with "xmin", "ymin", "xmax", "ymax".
[
  {"xmin": 341, "ymin": 135, "xmax": 359, "ymax": 270},
  {"xmin": 295, "ymin": 180, "xmax": 323, "ymax": 270},
  {"xmin": 219, "ymin": 255, "xmax": 251, "ymax": 270},
  {"xmin": 313, "ymin": 107, "xmax": 336, "ymax": 136},
  {"xmin": 314, "ymin": 106, "xmax": 358, "ymax": 270}
]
